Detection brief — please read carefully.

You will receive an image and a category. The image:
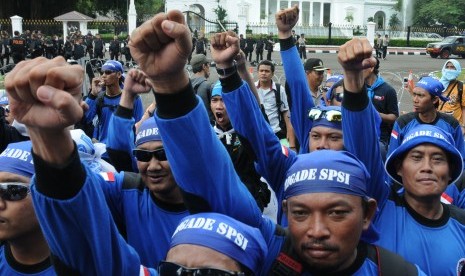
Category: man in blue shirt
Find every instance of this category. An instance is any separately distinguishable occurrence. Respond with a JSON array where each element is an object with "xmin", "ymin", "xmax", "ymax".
[{"xmin": 0, "ymin": 141, "xmax": 55, "ymax": 275}]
